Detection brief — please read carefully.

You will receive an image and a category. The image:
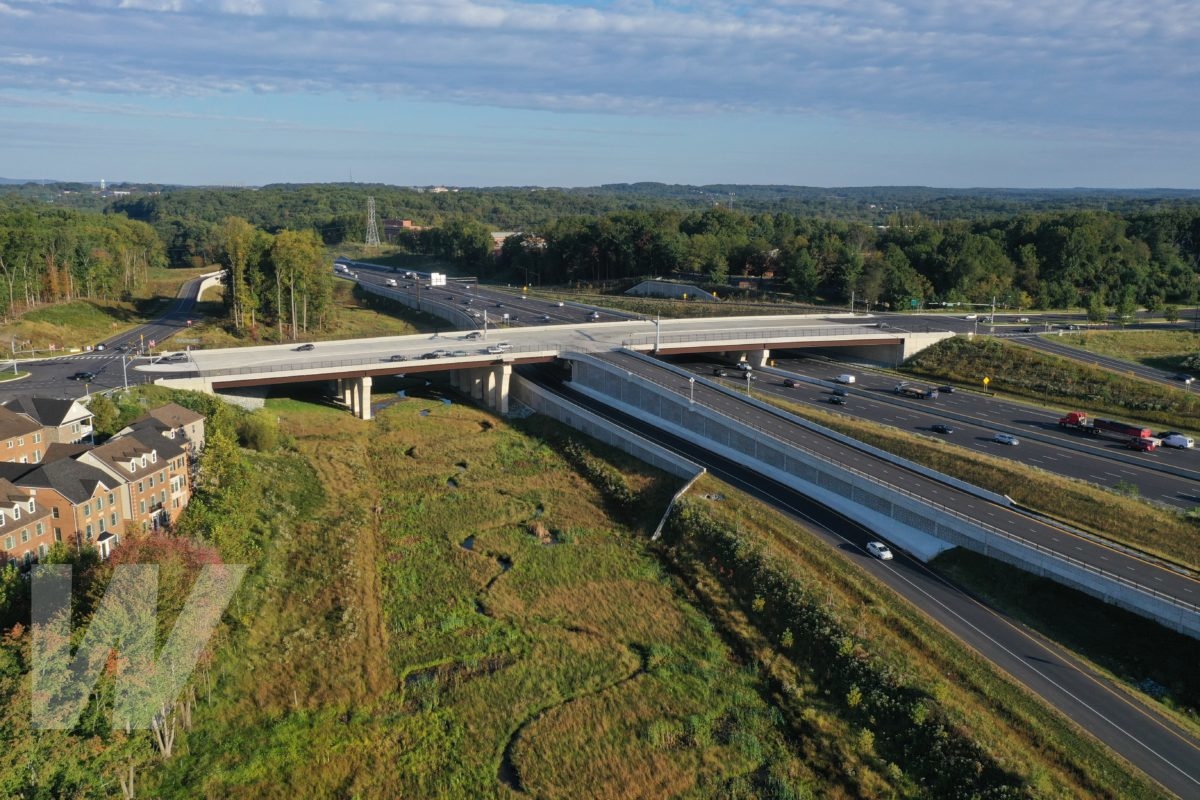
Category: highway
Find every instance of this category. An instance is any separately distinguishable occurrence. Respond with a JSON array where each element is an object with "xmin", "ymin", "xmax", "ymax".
[
  {"xmin": 672, "ymin": 354, "xmax": 1200, "ymax": 512},
  {"xmin": 527, "ymin": 361, "xmax": 1200, "ymax": 799},
  {"xmin": 595, "ymin": 350, "xmax": 1200, "ymax": 612}
]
